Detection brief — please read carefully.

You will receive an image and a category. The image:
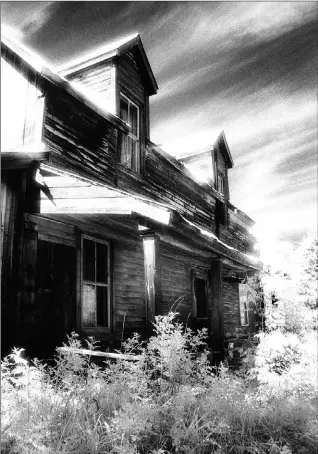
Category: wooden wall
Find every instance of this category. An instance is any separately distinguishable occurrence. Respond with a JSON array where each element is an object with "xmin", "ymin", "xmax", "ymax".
[
  {"xmin": 223, "ymin": 281, "xmax": 241, "ymax": 337},
  {"xmin": 113, "ymin": 240, "xmax": 146, "ymax": 336},
  {"xmin": 1, "ymin": 171, "xmax": 29, "ymax": 356},
  {"xmin": 160, "ymin": 243, "xmax": 211, "ymax": 324},
  {"xmin": 43, "ymin": 86, "xmax": 119, "ymax": 186},
  {"xmin": 65, "ymin": 60, "xmax": 116, "ymax": 114}
]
